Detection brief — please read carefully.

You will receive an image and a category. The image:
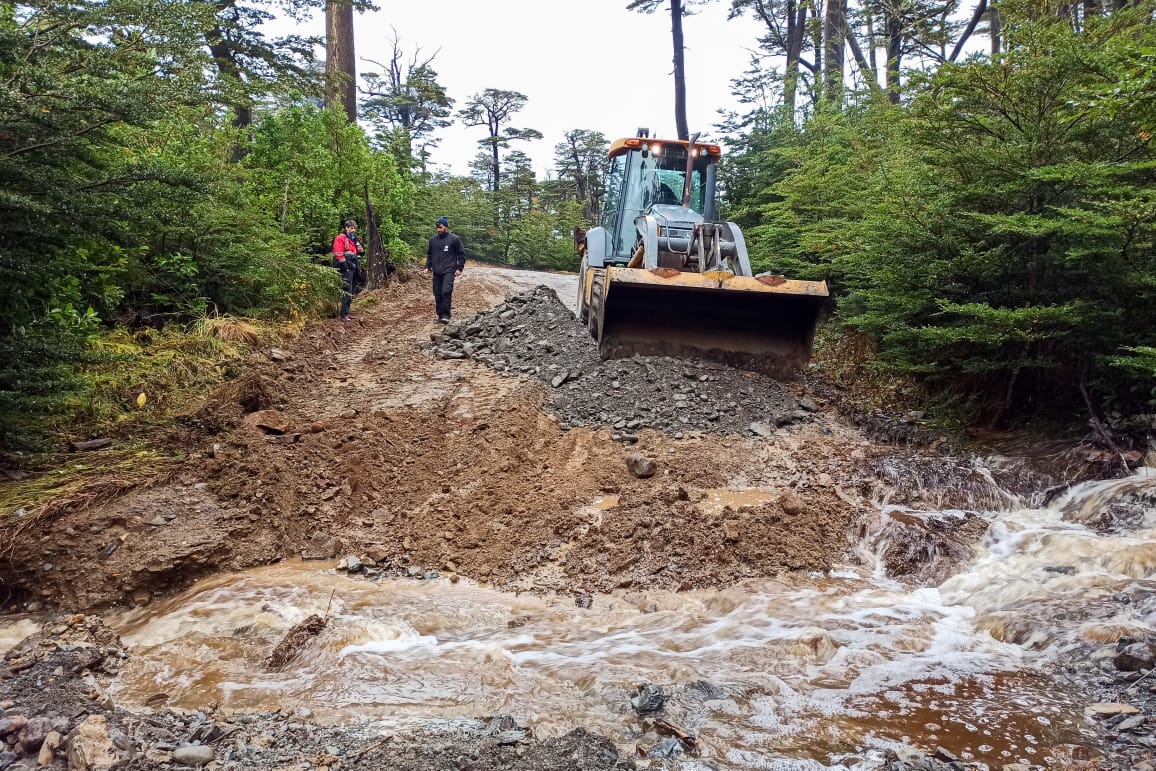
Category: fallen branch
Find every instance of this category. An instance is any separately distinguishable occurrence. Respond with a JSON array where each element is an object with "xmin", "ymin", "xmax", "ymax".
[
  {"xmin": 655, "ymin": 717, "xmax": 697, "ymax": 749},
  {"xmin": 1121, "ymin": 667, "xmax": 1156, "ymax": 696},
  {"xmin": 265, "ymin": 614, "xmax": 328, "ymax": 670}
]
